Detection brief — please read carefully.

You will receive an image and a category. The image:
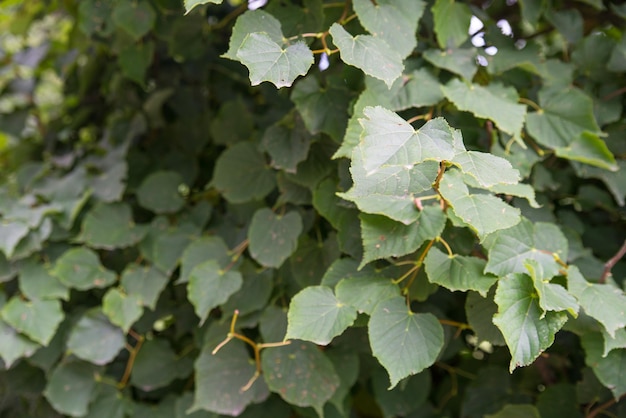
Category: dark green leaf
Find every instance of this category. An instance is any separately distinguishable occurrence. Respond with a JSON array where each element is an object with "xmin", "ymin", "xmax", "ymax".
[
  {"xmin": 581, "ymin": 332, "xmax": 626, "ymax": 399},
  {"xmin": 131, "ymin": 338, "xmax": 183, "ymax": 391},
  {"xmin": 66, "ymin": 309, "xmax": 126, "ymax": 365},
  {"xmin": 0, "ymin": 318, "xmax": 40, "ymax": 367},
  {"xmin": 425, "ymin": 247, "xmax": 497, "ymax": 296},
  {"xmin": 50, "ymin": 247, "xmax": 117, "ymax": 290},
  {"xmin": 335, "ymin": 276, "xmax": 400, "ymax": 315},
  {"xmin": 77, "ymin": 202, "xmax": 148, "ymax": 250},
  {"xmin": 112, "ymin": 0, "xmax": 156, "ymax": 40},
  {"xmin": 248, "ymin": 208, "xmax": 303, "ymax": 268},
  {"xmin": 102, "ymin": 288, "xmax": 144, "ymax": 333},
  {"xmin": 137, "ymin": 171, "xmax": 186, "ymax": 214},
  {"xmin": 465, "ymin": 290, "xmax": 506, "ymax": 346},
  {"xmin": 184, "ymin": 0, "xmax": 222, "ymax": 14},
  {"xmin": 486, "ymin": 404, "xmax": 541, "ymax": 418},
  {"xmin": 43, "ymin": 361, "xmax": 100, "ymax": 417},
  {"xmin": 0, "ymin": 221, "xmax": 29, "ymax": 258},
  {"xmin": 369, "ymin": 297, "xmax": 444, "ymax": 388},
  {"xmin": 261, "ymin": 113, "xmax": 312, "ymax": 173},
  {"xmin": 179, "ymin": 236, "xmax": 232, "ymax": 284}
]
